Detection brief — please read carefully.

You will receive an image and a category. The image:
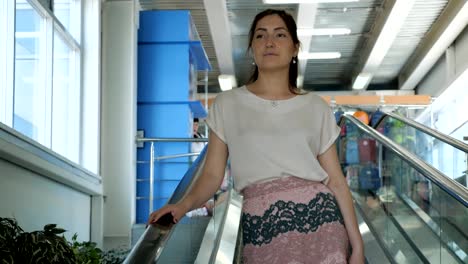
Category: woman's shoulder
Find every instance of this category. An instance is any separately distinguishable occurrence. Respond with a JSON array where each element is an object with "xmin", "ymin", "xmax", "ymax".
[
  {"xmin": 300, "ymin": 90, "xmax": 329, "ymax": 106},
  {"xmin": 212, "ymin": 86, "xmax": 245, "ymax": 103}
]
